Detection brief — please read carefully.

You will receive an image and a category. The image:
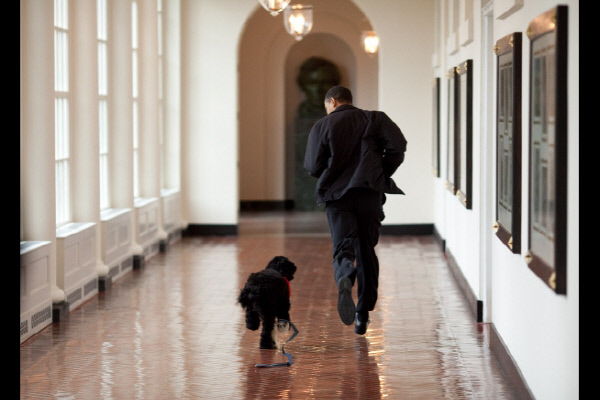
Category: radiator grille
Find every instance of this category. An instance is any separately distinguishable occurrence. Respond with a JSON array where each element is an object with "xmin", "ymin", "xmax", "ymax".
[
  {"xmin": 67, "ymin": 288, "xmax": 82, "ymax": 304},
  {"xmin": 31, "ymin": 306, "xmax": 52, "ymax": 329},
  {"xmin": 84, "ymin": 278, "xmax": 97, "ymax": 296}
]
